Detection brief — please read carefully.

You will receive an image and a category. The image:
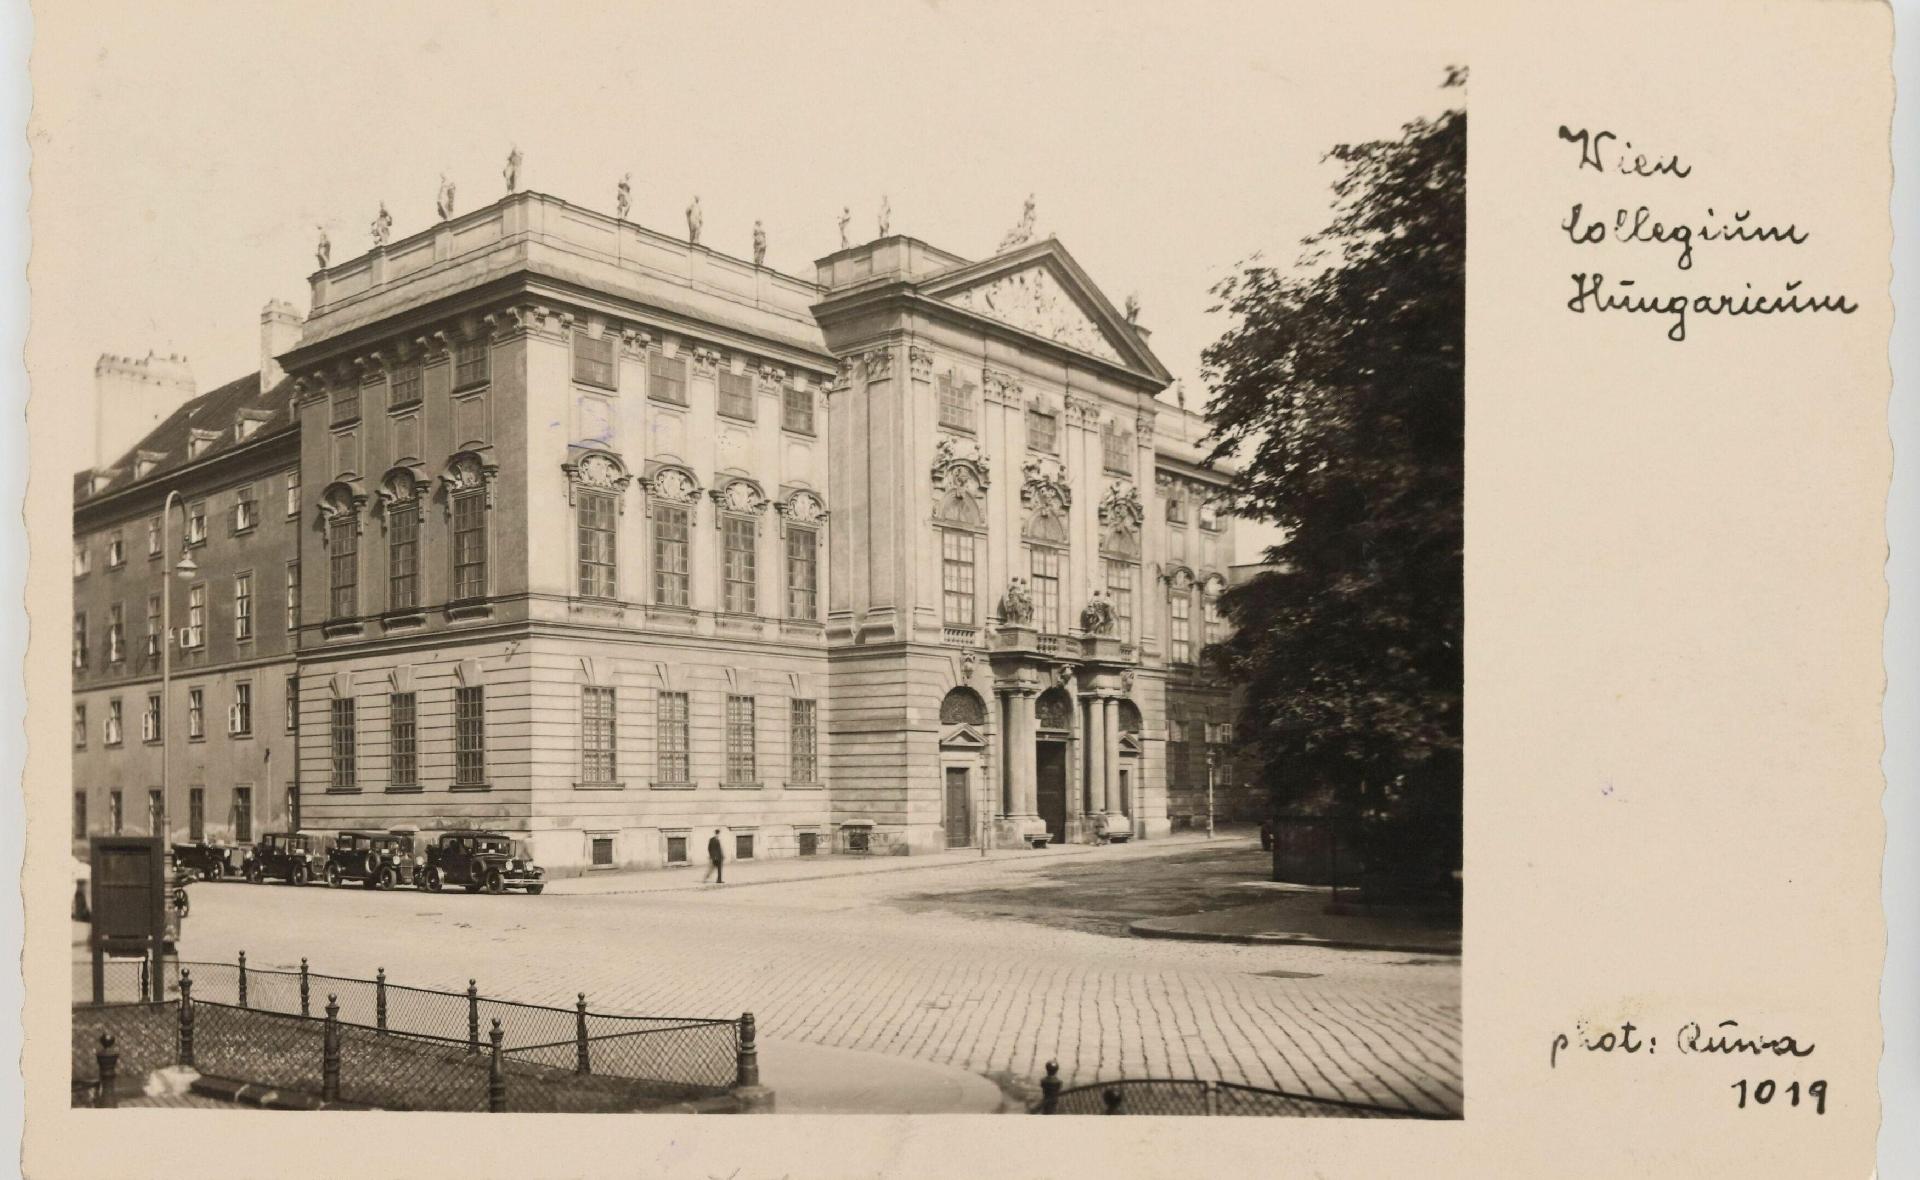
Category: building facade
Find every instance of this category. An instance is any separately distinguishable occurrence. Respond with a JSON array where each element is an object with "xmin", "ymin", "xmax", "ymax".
[{"xmin": 73, "ymin": 190, "xmax": 1243, "ymax": 872}]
